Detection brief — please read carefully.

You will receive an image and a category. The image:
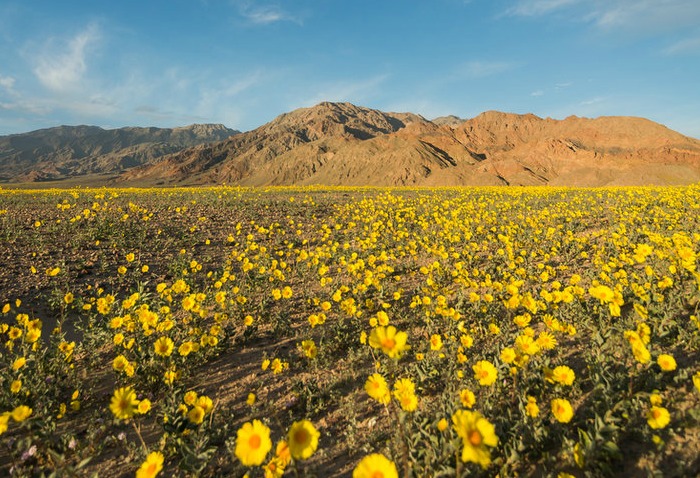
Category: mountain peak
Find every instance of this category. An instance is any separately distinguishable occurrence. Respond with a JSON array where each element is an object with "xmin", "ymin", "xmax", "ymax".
[{"xmin": 3, "ymin": 104, "xmax": 700, "ymax": 187}]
